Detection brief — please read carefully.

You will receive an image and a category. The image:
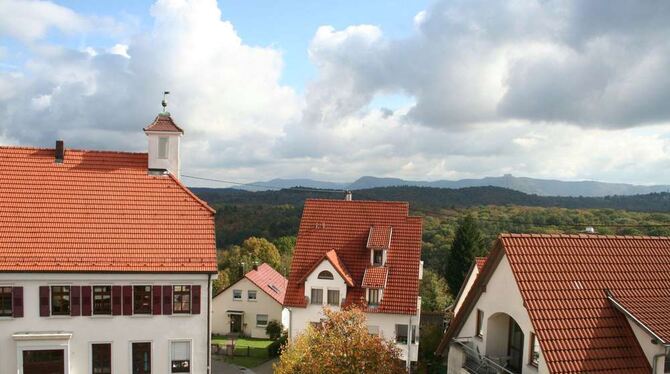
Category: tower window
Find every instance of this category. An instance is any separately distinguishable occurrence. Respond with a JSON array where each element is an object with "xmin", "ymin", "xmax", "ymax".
[{"xmin": 158, "ymin": 137, "xmax": 169, "ymax": 159}]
